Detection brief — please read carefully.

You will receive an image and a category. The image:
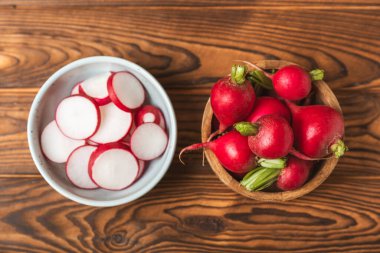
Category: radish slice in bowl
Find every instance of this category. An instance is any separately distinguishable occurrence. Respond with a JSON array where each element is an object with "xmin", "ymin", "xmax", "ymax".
[
  {"xmin": 41, "ymin": 121, "xmax": 85, "ymax": 163},
  {"xmin": 90, "ymin": 102, "xmax": 132, "ymax": 144},
  {"xmin": 79, "ymin": 72, "xmax": 111, "ymax": 105},
  {"xmin": 136, "ymin": 160, "xmax": 145, "ymax": 179},
  {"xmin": 131, "ymin": 123, "xmax": 168, "ymax": 161},
  {"xmin": 135, "ymin": 105, "xmax": 166, "ymax": 129},
  {"xmin": 71, "ymin": 82, "xmax": 81, "ymax": 95},
  {"xmin": 66, "ymin": 145, "xmax": 98, "ymax": 189},
  {"xmin": 89, "ymin": 144, "xmax": 139, "ymax": 190},
  {"xmin": 108, "ymin": 71, "xmax": 145, "ymax": 111},
  {"xmin": 55, "ymin": 95, "xmax": 100, "ymax": 140}
]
